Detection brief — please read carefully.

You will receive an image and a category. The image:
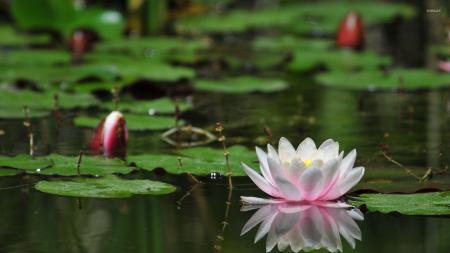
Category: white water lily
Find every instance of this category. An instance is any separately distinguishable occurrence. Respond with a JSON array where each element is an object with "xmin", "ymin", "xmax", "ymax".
[{"xmin": 241, "ymin": 137, "xmax": 364, "ymax": 203}]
